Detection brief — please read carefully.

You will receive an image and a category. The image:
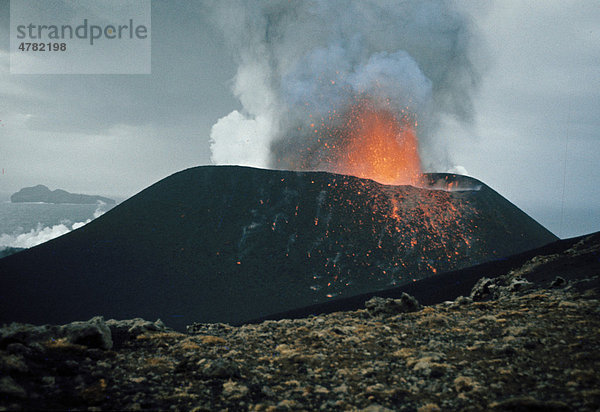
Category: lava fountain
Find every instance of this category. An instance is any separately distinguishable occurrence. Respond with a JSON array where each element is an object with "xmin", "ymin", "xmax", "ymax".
[
  {"xmin": 304, "ymin": 97, "xmax": 423, "ymax": 186},
  {"xmin": 337, "ymin": 100, "xmax": 421, "ymax": 185}
]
